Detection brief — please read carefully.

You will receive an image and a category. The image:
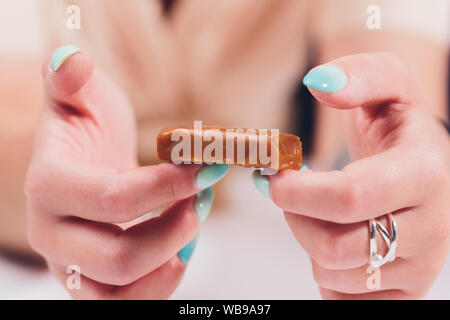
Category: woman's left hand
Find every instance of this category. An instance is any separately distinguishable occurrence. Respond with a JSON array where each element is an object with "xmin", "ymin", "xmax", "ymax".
[{"xmin": 253, "ymin": 52, "xmax": 450, "ymax": 299}]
